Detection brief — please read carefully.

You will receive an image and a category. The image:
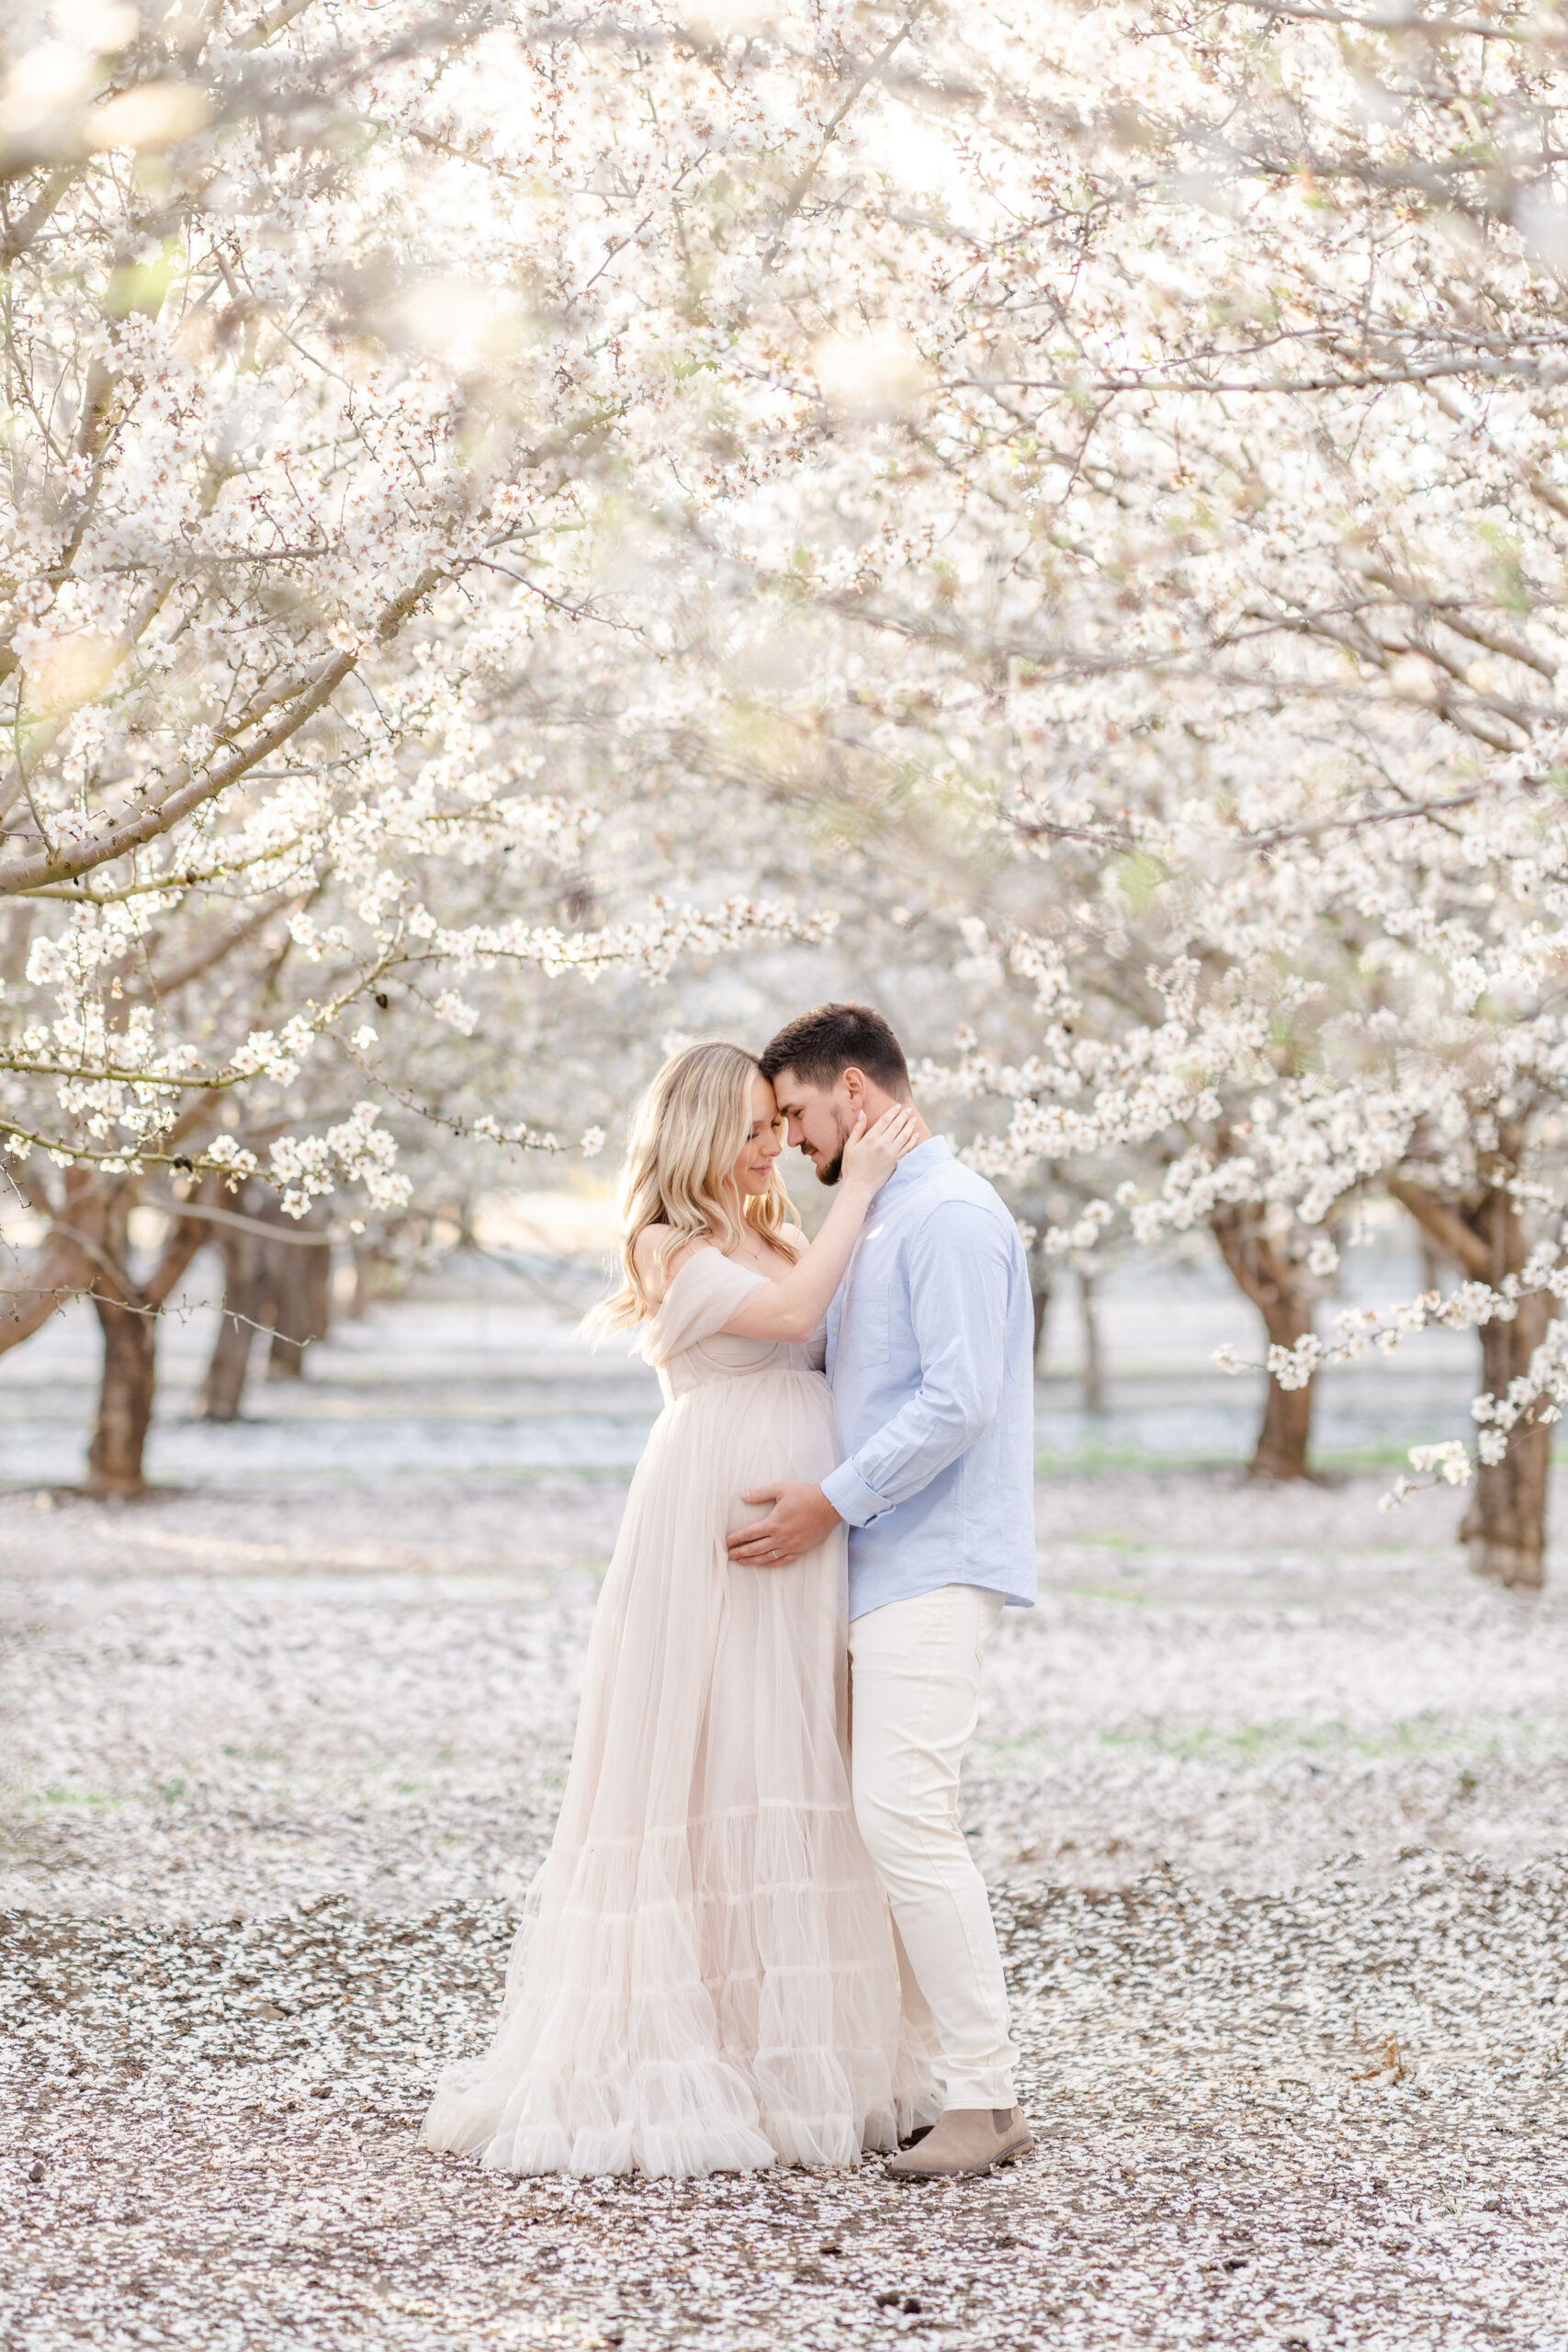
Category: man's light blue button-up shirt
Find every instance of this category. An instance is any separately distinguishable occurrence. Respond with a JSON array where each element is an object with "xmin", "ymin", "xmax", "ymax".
[{"xmin": 819, "ymin": 1136, "xmax": 1037, "ymax": 1621}]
